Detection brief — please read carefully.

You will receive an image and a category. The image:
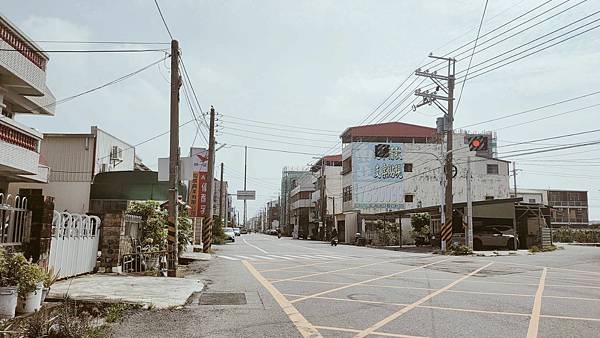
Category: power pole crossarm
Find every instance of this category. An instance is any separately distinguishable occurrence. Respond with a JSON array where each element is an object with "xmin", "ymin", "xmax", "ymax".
[{"xmin": 167, "ymin": 39, "xmax": 180, "ymax": 277}]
